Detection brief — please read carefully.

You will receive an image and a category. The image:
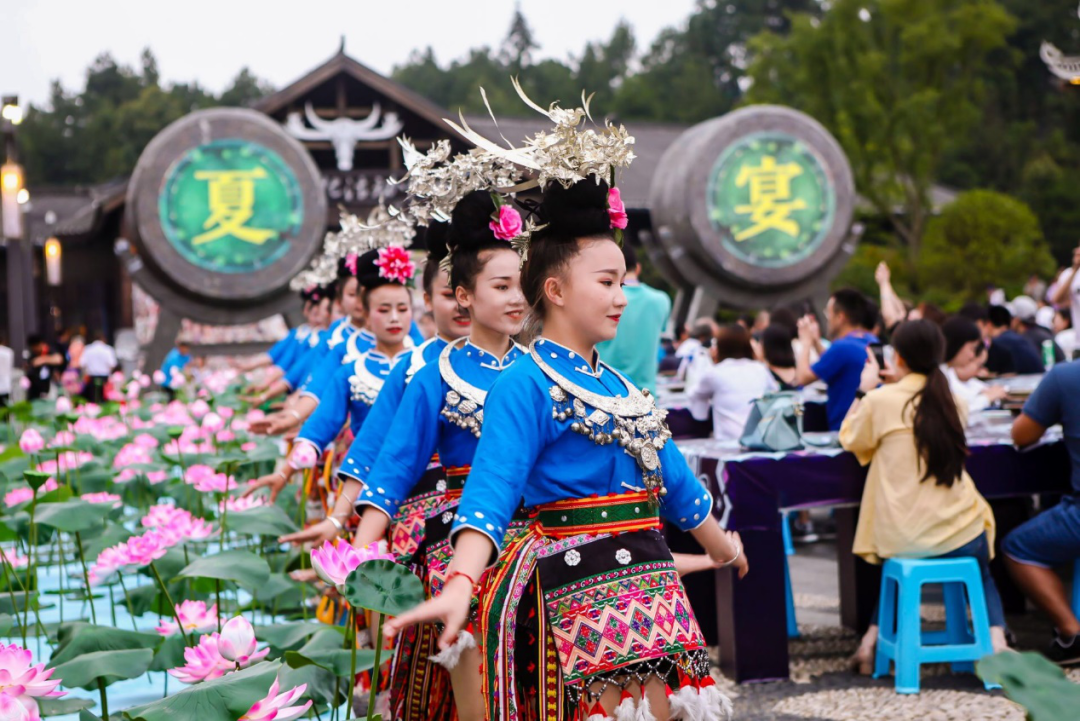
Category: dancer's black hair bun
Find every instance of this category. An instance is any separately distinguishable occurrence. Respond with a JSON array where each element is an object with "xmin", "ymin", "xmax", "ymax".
[
  {"xmin": 539, "ymin": 178, "xmax": 612, "ymax": 239},
  {"xmin": 300, "ymin": 282, "xmax": 335, "ymax": 304},
  {"xmin": 352, "ymin": 249, "xmax": 404, "ymax": 290},
  {"xmin": 423, "ymin": 221, "xmax": 451, "ymax": 266},
  {"xmin": 446, "ymin": 190, "xmax": 502, "ymax": 252}
]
